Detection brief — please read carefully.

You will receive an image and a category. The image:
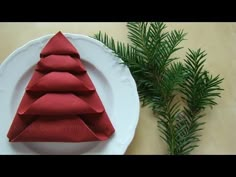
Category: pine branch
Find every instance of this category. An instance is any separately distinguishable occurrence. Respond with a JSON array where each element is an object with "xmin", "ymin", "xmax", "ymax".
[
  {"xmin": 158, "ymin": 99, "xmax": 182, "ymax": 154},
  {"xmin": 93, "ymin": 31, "xmax": 153, "ymax": 105},
  {"xmin": 93, "ymin": 23, "xmax": 224, "ymax": 155},
  {"xmin": 93, "ymin": 31, "xmax": 139, "ymax": 66},
  {"xmin": 127, "ymin": 22, "xmax": 167, "ymax": 61},
  {"xmin": 175, "ymin": 49, "xmax": 224, "ymax": 154}
]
